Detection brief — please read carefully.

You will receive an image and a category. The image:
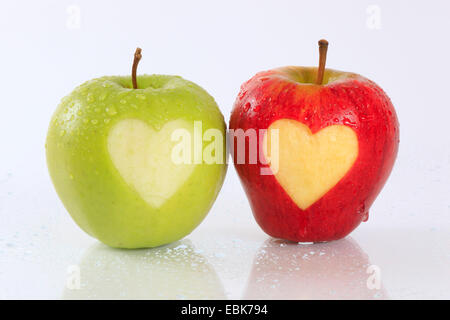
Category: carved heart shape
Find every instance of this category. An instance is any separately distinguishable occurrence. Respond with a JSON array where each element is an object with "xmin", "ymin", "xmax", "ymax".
[
  {"xmin": 264, "ymin": 119, "xmax": 358, "ymax": 210},
  {"xmin": 108, "ymin": 119, "xmax": 195, "ymax": 208}
]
